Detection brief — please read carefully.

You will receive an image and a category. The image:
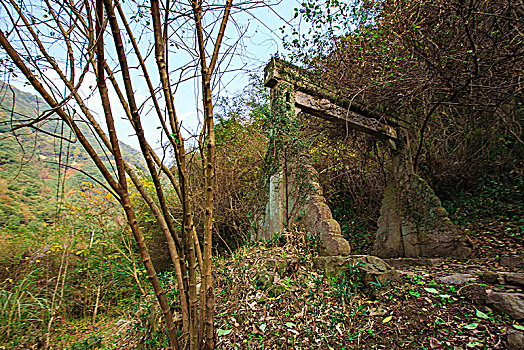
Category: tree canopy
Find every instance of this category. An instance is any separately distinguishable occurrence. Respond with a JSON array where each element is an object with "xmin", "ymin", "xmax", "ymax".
[{"xmin": 285, "ymin": 0, "xmax": 523, "ymax": 187}]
